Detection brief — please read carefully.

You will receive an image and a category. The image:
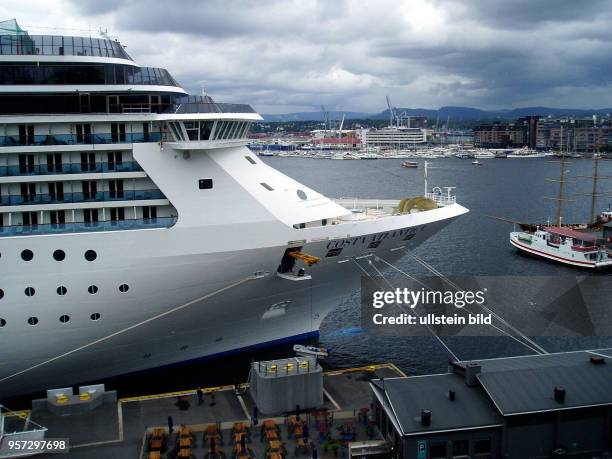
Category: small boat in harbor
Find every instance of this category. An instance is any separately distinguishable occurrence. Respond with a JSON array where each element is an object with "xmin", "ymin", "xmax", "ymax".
[
  {"xmin": 401, "ymin": 161, "xmax": 418, "ymax": 168},
  {"xmin": 472, "ymin": 160, "xmax": 482, "ymax": 165},
  {"xmin": 510, "ymin": 226, "xmax": 612, "ymax": 269}
]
